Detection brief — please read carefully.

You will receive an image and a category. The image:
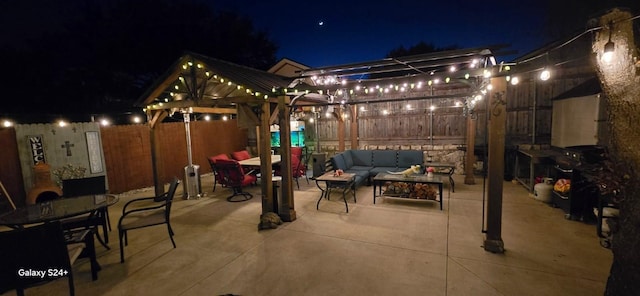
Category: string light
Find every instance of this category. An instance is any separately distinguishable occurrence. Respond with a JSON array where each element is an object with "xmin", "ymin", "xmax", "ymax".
[
  {"xmin": 602, "ymin": 21, "xmax": 616, "ymax": 63},
  {"xmin": 539, "ymin": 68, "xmax": 551, "ymax": 81},
  {"xmin": 144, "ymin": 54, "xmax": 515, "ymax": 120}
]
